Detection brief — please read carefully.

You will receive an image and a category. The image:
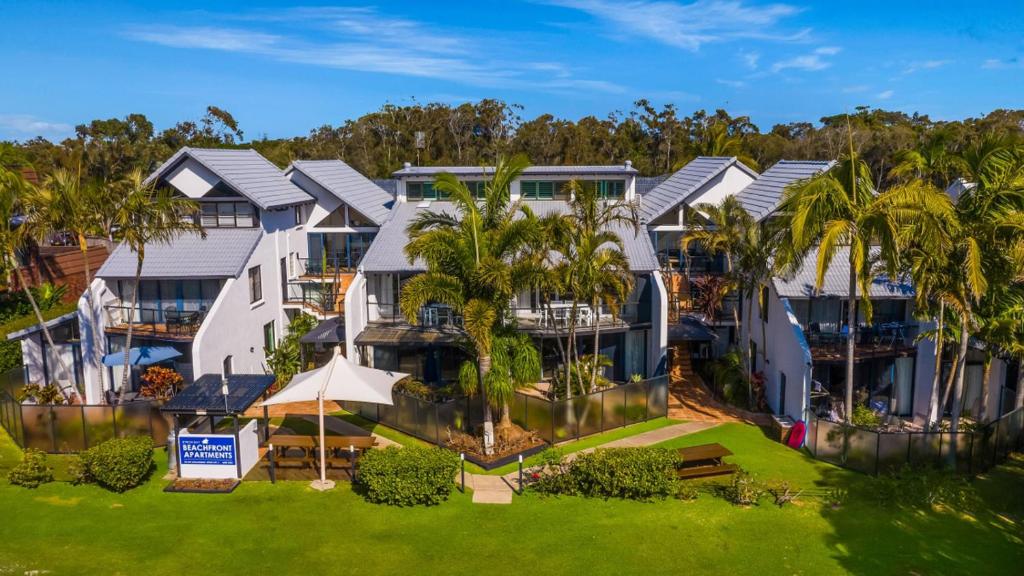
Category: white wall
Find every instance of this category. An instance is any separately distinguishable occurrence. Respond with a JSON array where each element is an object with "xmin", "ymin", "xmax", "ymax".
[
  {"xmin": 345, "ymin": 271, "xmax": 367, "ymax": 362},
  {"xmin": 748, "ymin": 284, "xmax": 813, "ymax": 420},
  {"xmin": 685, "ymin": 165, "xmax": 756, "ymax": 210},
  {"xmin": 650, "ymin": 272, "xmax": 668, "ymax": 375},
  {"xmin": 78, "ymin": 278, "xmax": 116, "ymax": 403}
]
